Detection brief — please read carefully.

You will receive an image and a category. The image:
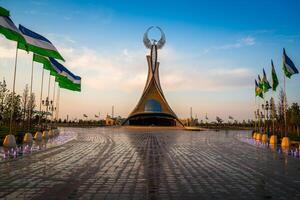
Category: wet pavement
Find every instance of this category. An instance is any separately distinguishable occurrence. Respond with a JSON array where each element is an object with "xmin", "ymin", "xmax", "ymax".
[{"xmin": 0, "ymin": 127, "xmax": 299, "ymax": 200}]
